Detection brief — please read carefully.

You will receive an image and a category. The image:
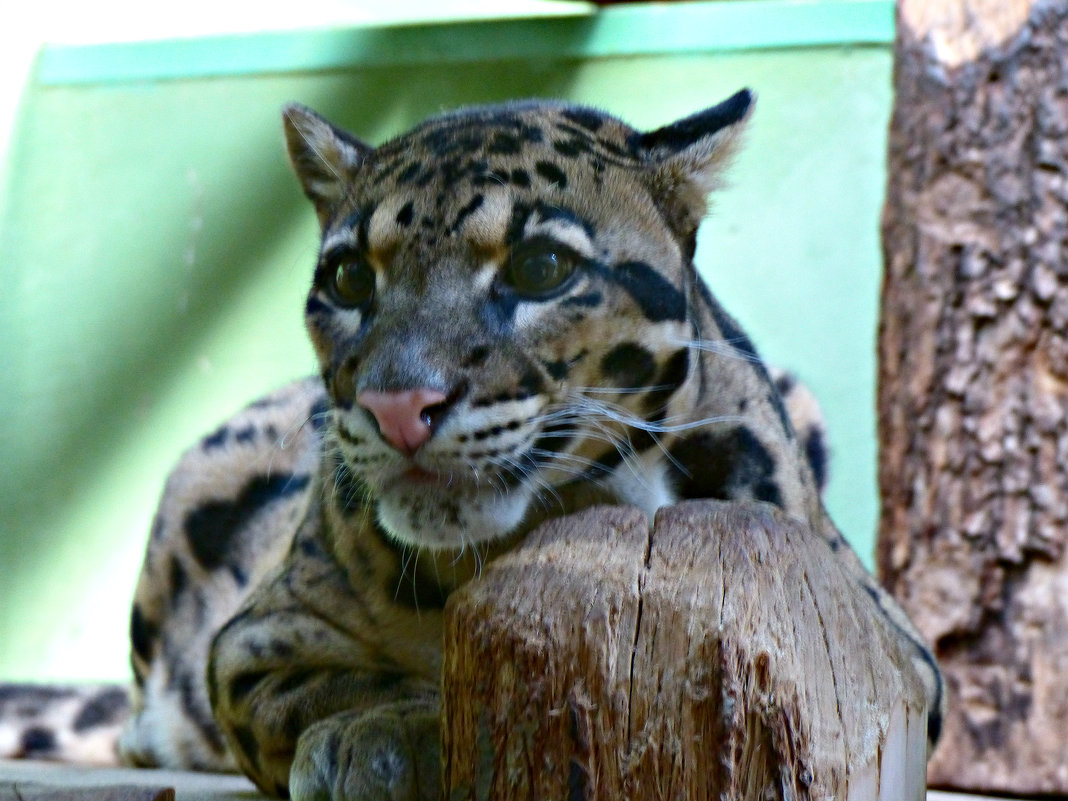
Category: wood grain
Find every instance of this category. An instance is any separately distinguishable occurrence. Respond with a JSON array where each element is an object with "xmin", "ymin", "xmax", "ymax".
[{"xmin": 443, "ymin": 501, "xmax": 929, "ymax": 799}]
